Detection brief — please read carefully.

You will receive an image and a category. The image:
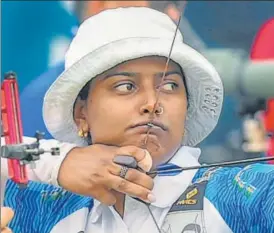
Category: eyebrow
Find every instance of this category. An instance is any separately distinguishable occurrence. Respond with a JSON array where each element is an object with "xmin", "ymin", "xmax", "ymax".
[
  {"xmin": 102, "ymin": 70, "xmax": 183, "ymax": 80},
  {"xmin": 155, "ymin": 71, "xmax": 183, "ymax": 79},
  {"xmin": 103, "ymin": 72, "xmax": 137, "ymax": 80}
]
